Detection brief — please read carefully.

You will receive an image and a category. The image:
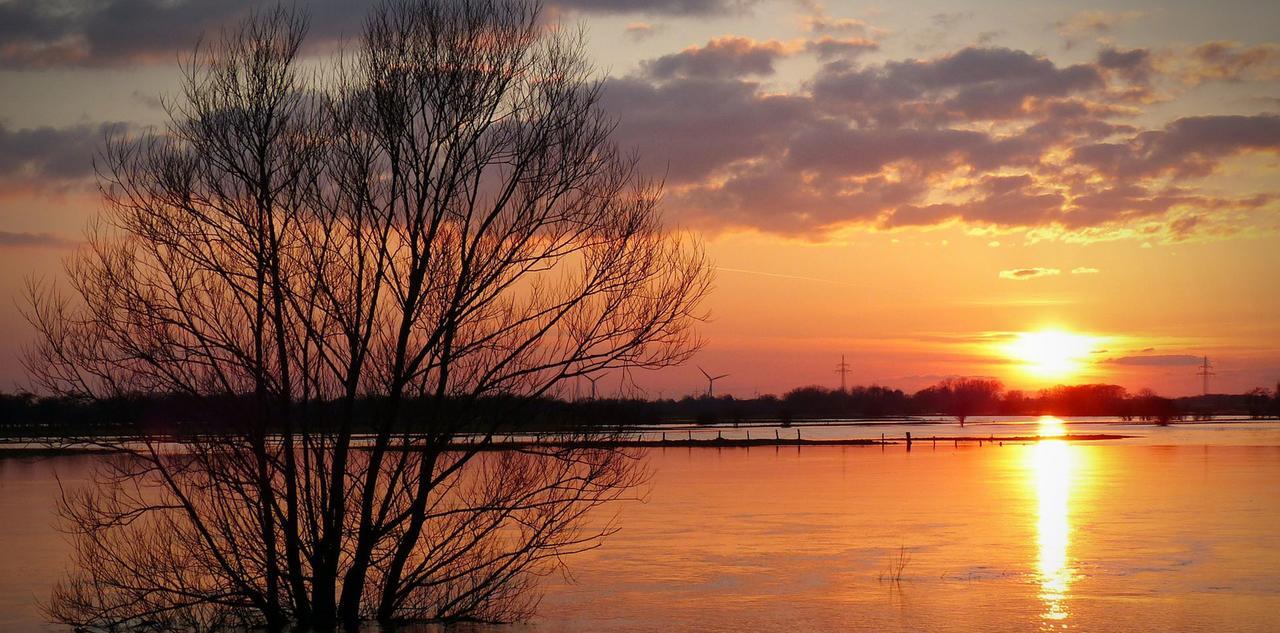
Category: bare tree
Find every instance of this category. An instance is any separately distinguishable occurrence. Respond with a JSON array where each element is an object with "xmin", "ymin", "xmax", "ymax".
[{"xmin": 24, "ymin": 1, "xmax": 711, "ymax": 630}]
